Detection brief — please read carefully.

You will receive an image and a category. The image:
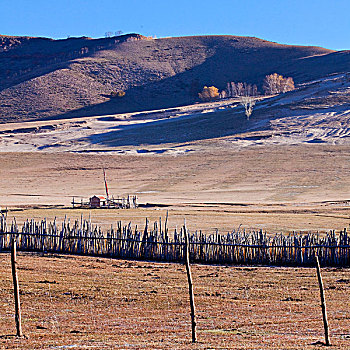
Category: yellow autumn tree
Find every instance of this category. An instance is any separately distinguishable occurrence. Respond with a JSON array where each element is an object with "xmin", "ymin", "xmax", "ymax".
[
  {"xmin": 263, "ymin": 73, "xmax": 295, "ymax": 95},
  {"xmin": 198, "ymin": 86, "xmax": 219, "ymax": 101},
  {"xmin": 111, "ymin": 90, "xmax": 126, "ymax": 98}
]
